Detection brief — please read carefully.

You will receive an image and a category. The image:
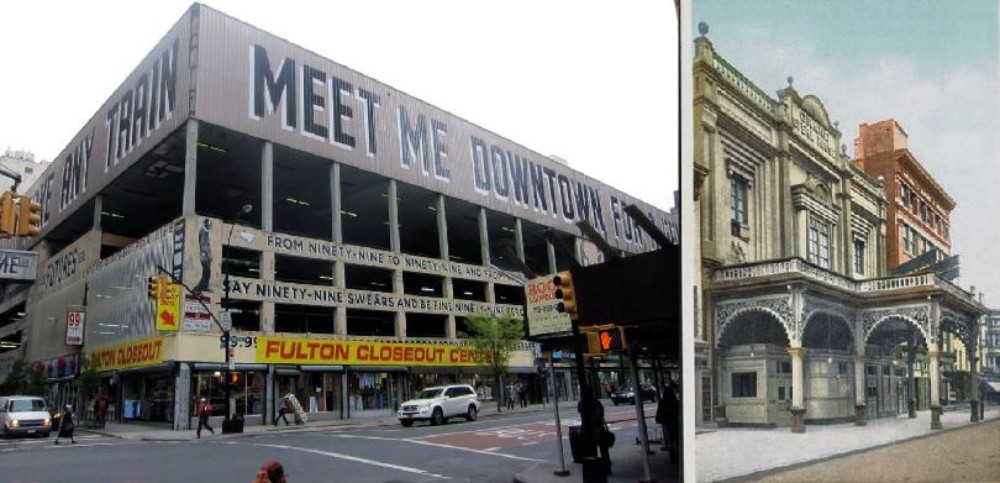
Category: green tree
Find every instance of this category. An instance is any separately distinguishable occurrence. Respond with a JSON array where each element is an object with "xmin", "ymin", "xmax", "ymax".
[
  {"xmin": 77, "ymin": 354, "xmax": 100, "ymax": 409},
  {"xmin": 0, "ymin": 358, "xmax": 46, "ymax": 396},
  {"xmin": 459, "ymin": 311, "xmax": 525, "ymax": 413}
]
